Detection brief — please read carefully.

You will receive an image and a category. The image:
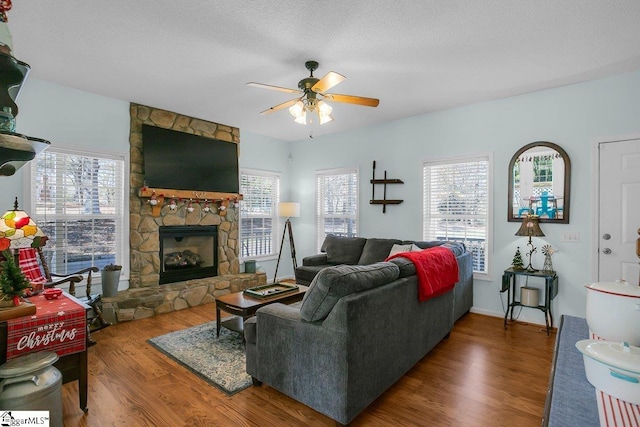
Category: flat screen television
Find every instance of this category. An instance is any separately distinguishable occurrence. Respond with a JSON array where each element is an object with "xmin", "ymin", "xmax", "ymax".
[{"xmin": 141, "ymin": 124, "xmax": 239, "ymax": 193}]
